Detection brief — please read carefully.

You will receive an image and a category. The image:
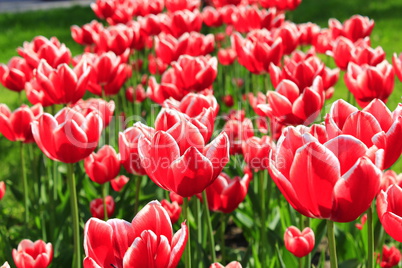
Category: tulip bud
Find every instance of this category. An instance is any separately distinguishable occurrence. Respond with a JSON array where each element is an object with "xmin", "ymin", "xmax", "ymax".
[
  {"xmin": 12, "ymin": 239, "xmax": 53, "ymax": 268},
  {"xmin": 90, "ymin": 196, "xmax": 115, "ymax": 219},
  {"xmin": 111, "ymin": 175, "xmax": 130, "ymax": 192},
  {"xmin": 284, "ymin": 226, "xmax": 315, "ymax": 258},
  {"xmin": 161, "ymin": 199, "xmax": 182, "ymax": 224},
  {"xmin": 84, "ymin": 145, "xmax": 121, "ymax": 184},
  {"xmin": 377, "ymin": 245, "xmax": 401, "ymax": 268}
]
